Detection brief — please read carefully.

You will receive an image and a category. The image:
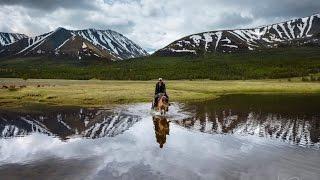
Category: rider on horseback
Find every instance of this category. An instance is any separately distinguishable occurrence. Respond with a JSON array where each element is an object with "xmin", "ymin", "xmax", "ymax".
[{"xmin": 153, "ymin": 78, "xmax": 169, "ymax": 108}]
